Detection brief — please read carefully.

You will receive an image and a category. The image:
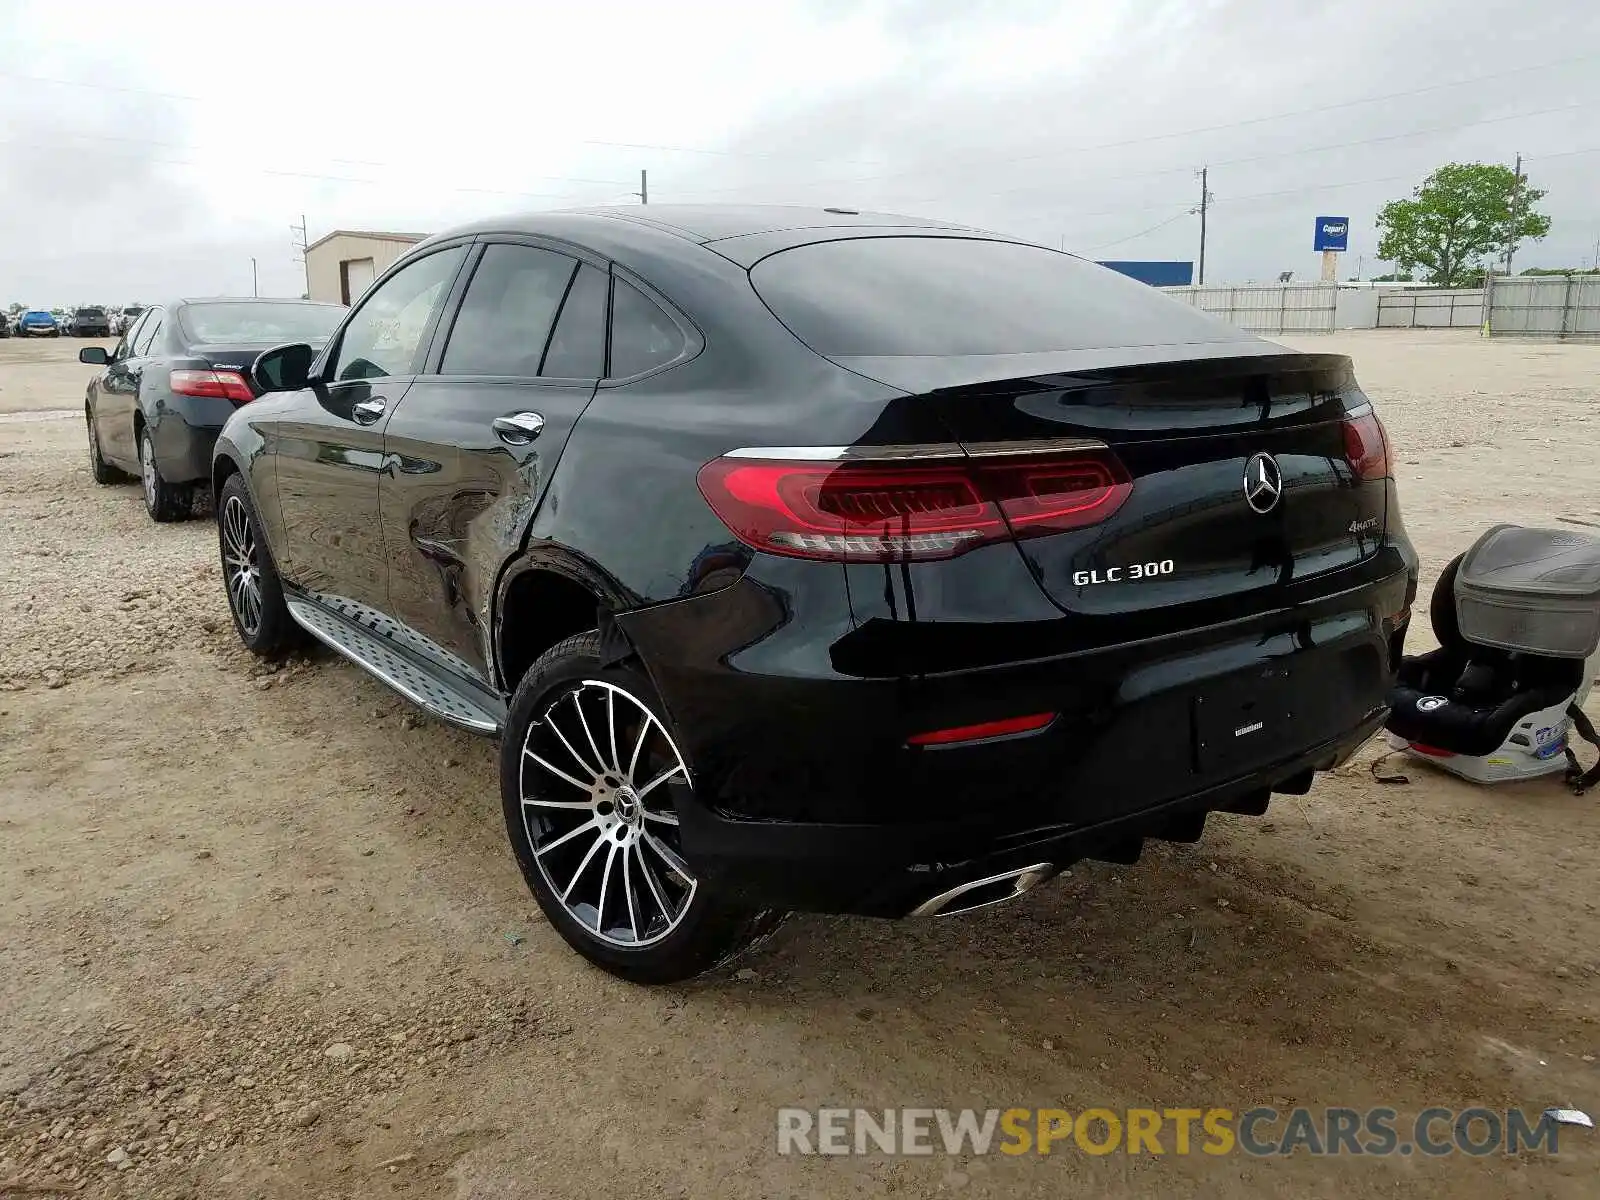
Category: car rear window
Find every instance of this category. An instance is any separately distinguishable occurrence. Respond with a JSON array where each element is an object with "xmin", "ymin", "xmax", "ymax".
[
  {"xmin": 749, "ymin": 236, "xmax": 1247, "ymax": 357},
  {"xmin": 179, "ymin": 302, "xmax": 344, "ymax": 345}
]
